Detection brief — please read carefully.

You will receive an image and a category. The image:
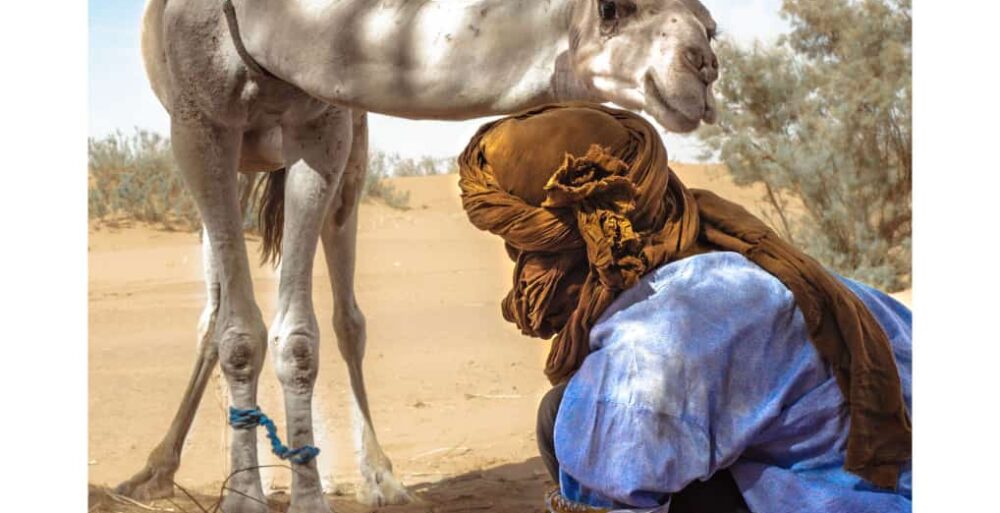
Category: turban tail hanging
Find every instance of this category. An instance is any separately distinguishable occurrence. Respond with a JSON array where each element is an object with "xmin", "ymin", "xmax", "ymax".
[{"xmin": 457, "ymin": 102, "xmax": 911, "ymax": 490}]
